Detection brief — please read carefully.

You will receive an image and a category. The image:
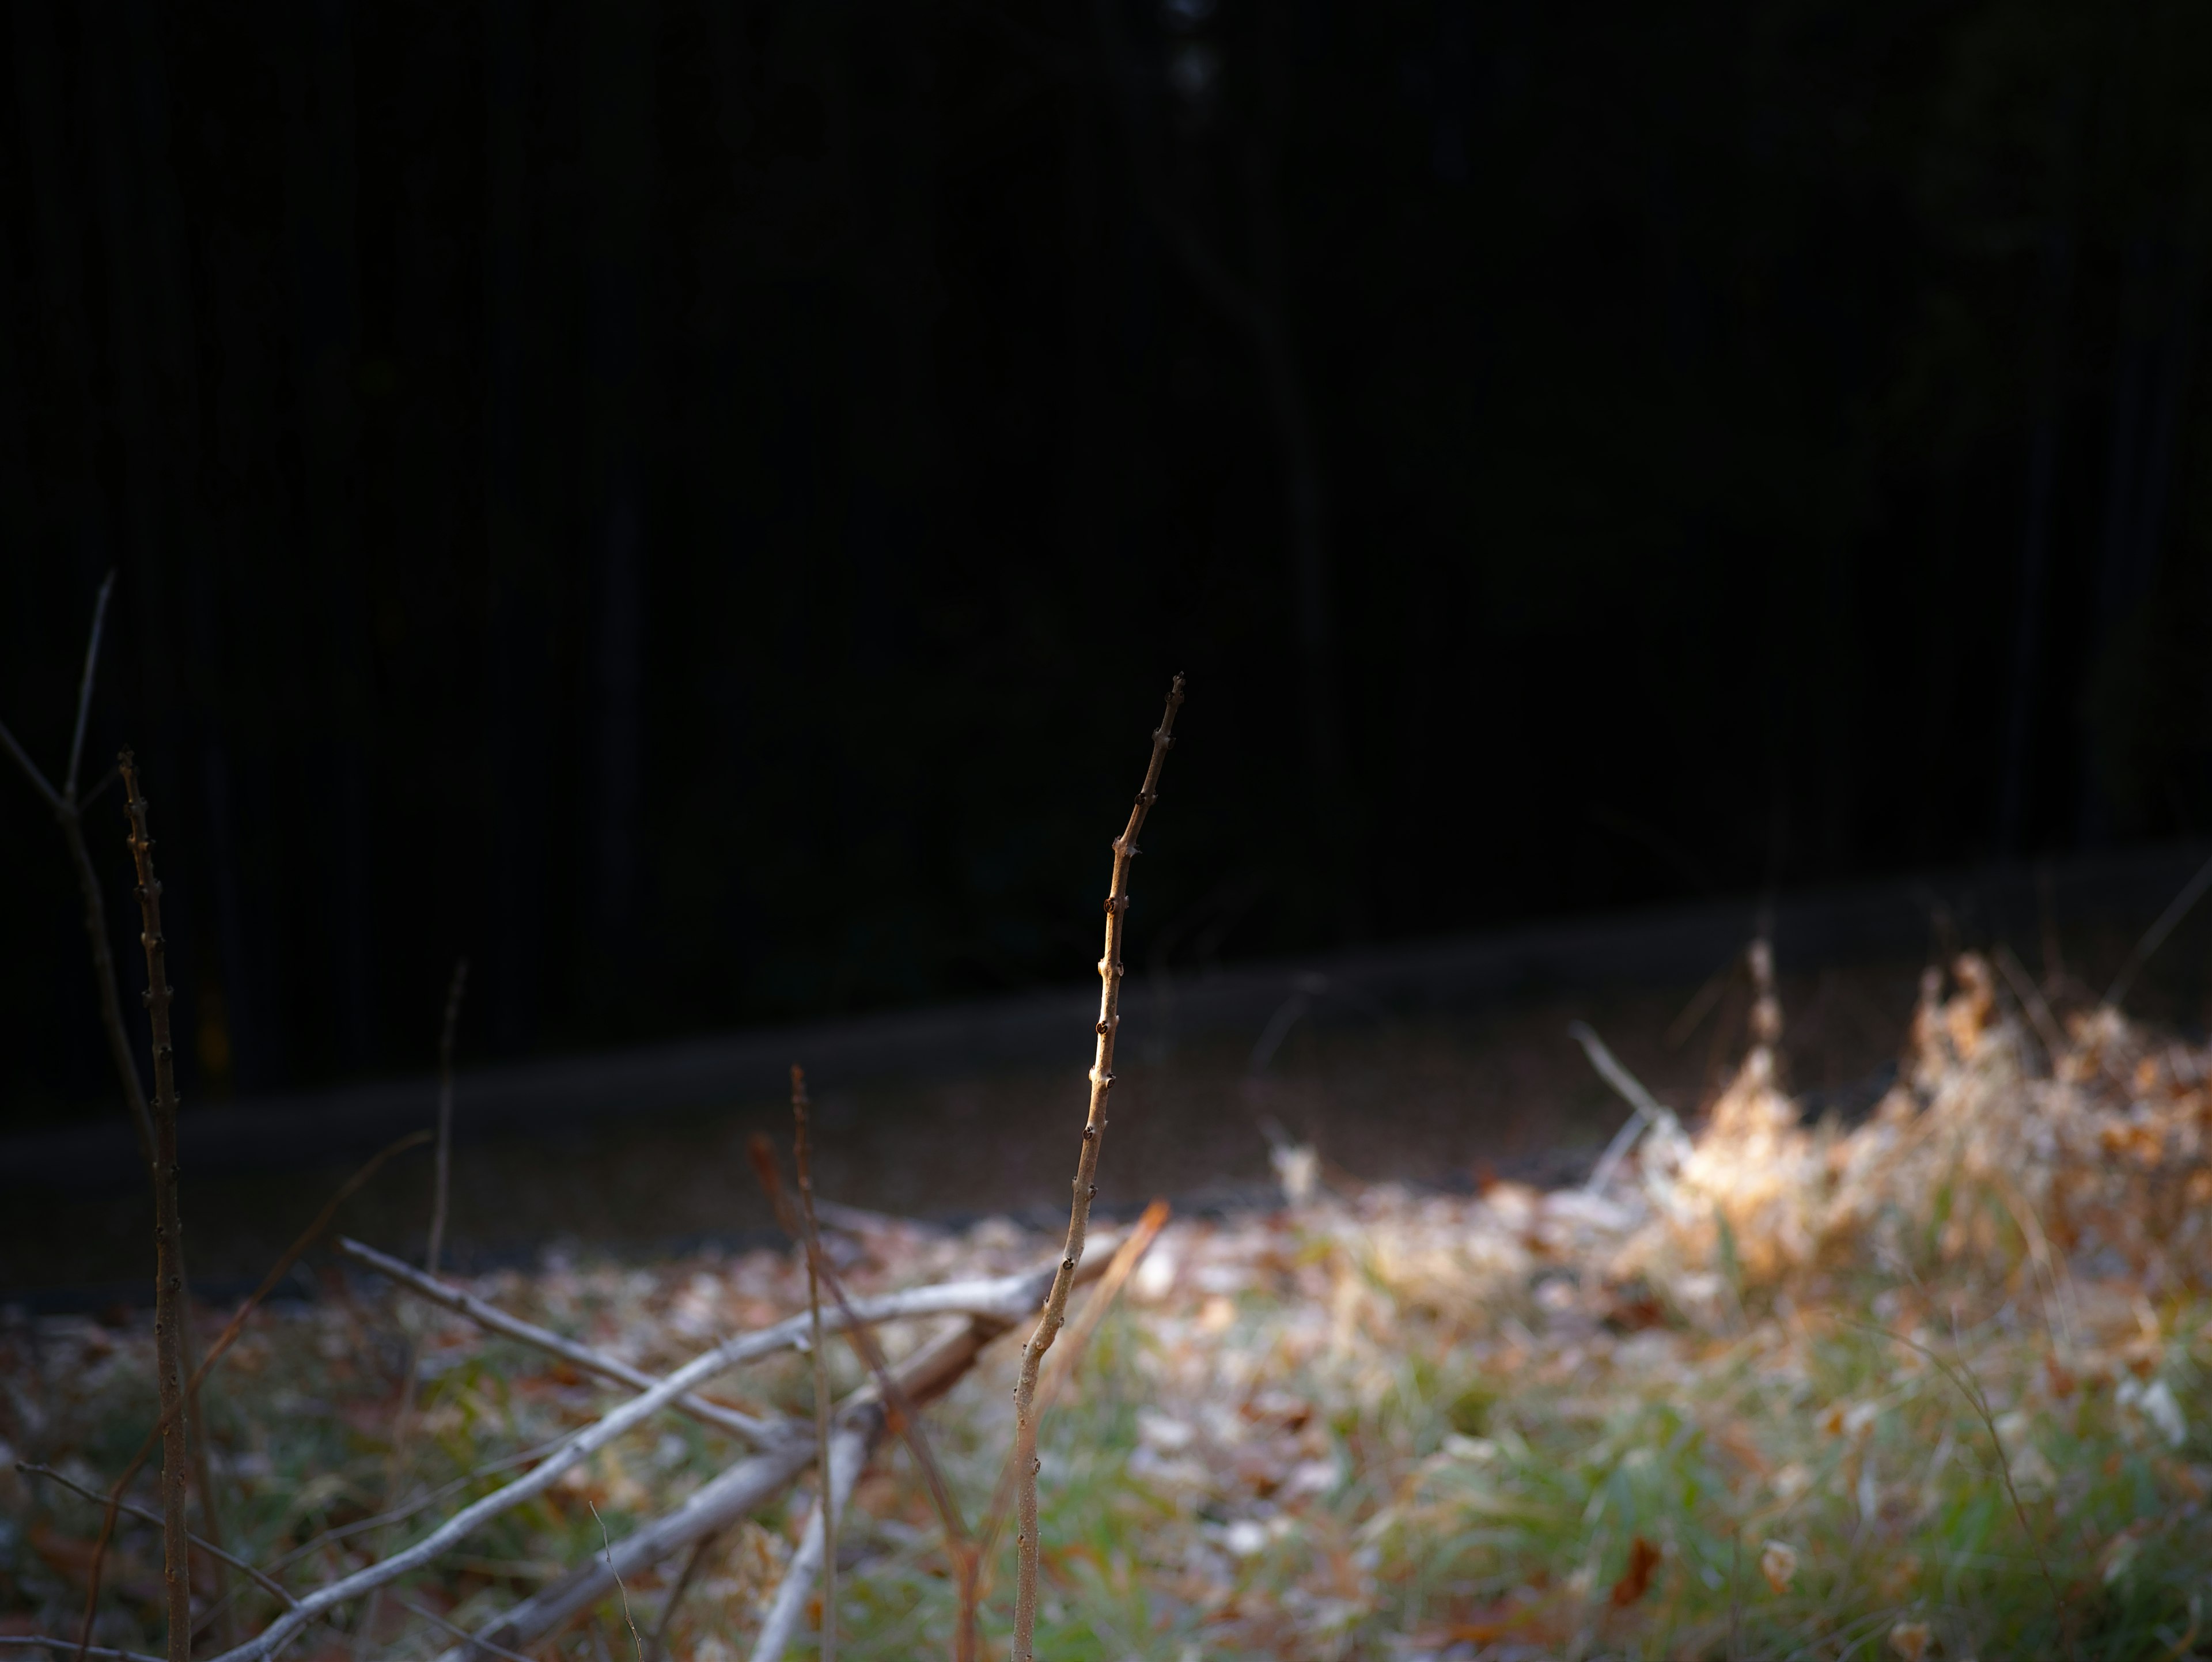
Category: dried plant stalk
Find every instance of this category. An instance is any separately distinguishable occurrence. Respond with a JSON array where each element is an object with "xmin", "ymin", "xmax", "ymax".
[
  {"xmin": 117, "ymin": 751, "xmax": 192, "ymax": 1662},
  {"xmin": 791, "ymin": 1066, "xmax": 836, "ymax": 1662},
  {"xmin": 426, "ymin": 956, "xmax": 469, "ymax": 1277},
  {"xmin": 1010, "ymin": 673, "xmax": 1184, "ymax": 1662}
]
